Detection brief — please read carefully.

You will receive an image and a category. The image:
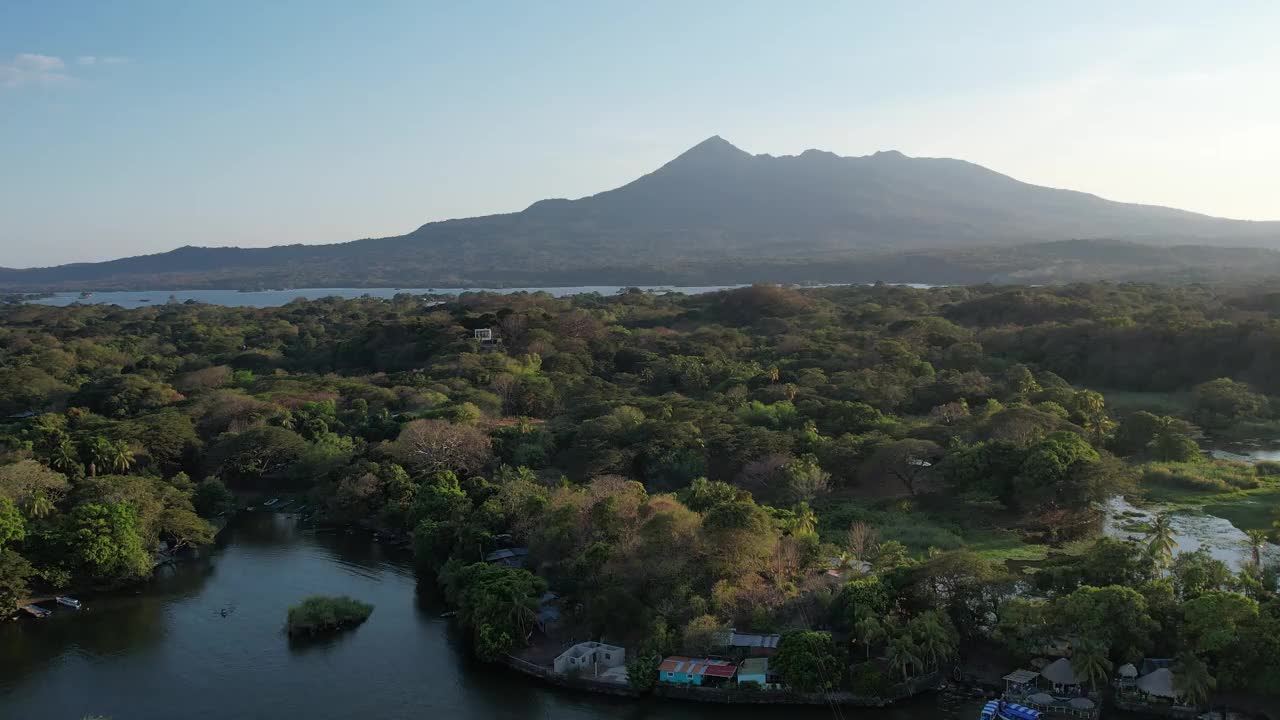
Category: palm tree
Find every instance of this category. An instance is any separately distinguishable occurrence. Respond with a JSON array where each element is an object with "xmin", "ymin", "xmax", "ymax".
[
  {"xmin": 1148, "ymin": 513, "xmax": 1177, "ymax": 573},
  {"xmin": 86, "ymin": 436, "xmax": 114, "ymax": 477},
  {"xmin": 790, "ymin": 502, "xmax": 817, "ymax": 536},
  {"xmin": 48, "ymin": 439, "xmax": 79, "ymax": 475},
  {"xmin": 1173, "ymin": 652, "xmax": 1215, "ymax": 708},
  {"xmin": 855, "ymin": 614, "xmax": 886, "ymax": 659},
  {"xmin": 25, "ymin": 490, "xmax": 54, "ymax": 520},
  {"xmin": 912, "ymin": 614, "xmax": 954, "ymax": 670},
  {"xmin": 107, "ymin": 440, "xmax": 135, "ymax": 474},
  {"xmin": 887, "ymin": 634, "xmax": 923, "ymax": 682},
  {"xmin": 501, "ymin": 587, "xmax": 540, "ymax": 639},
  {"xmin": 1245, "ymin": 529, "xmax": 1270, "ymax": 568},
  {"xmin": 1071, "ymin": 639, "xmax": 1113, "ymax": 692}
]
